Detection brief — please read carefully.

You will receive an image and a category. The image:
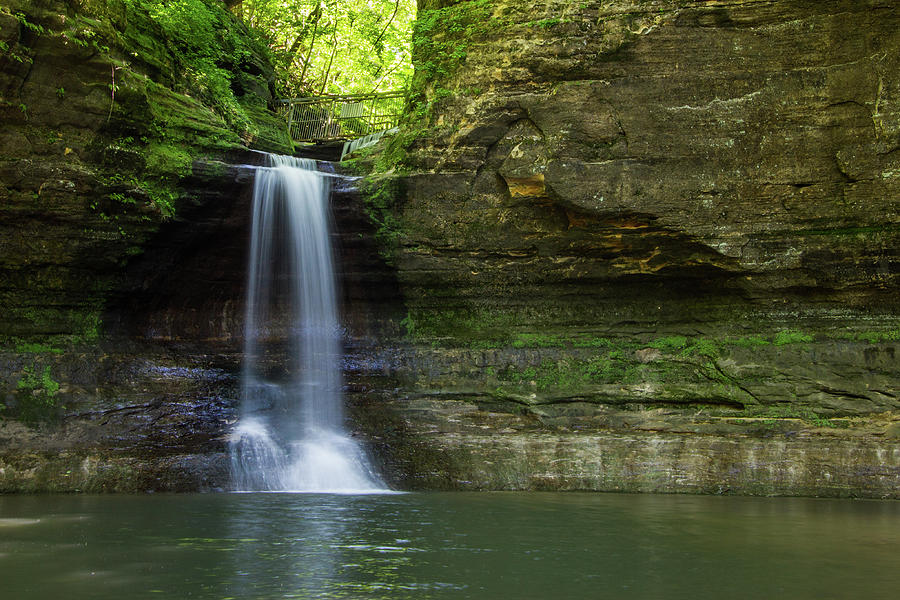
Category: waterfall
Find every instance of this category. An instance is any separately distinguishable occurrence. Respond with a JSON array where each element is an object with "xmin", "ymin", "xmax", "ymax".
[{"xmin": 230, "ymin": 154, "xmax": 387, "ymax": 493}]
